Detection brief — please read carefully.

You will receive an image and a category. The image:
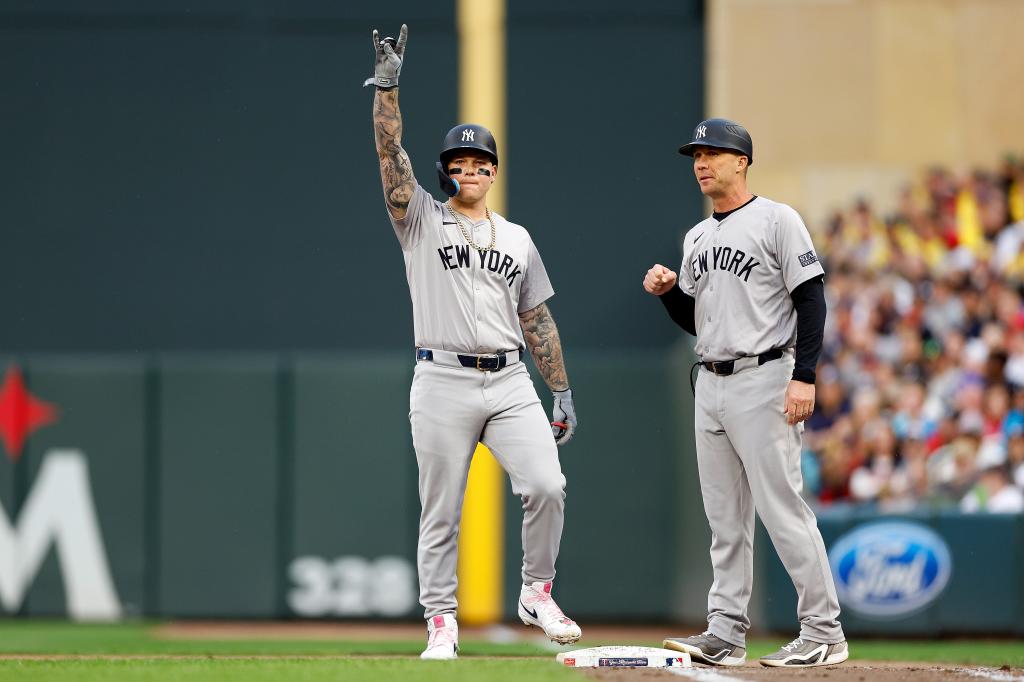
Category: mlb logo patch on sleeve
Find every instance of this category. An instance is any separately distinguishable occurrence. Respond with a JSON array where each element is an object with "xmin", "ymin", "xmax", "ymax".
[{"xmin": 798, "ymin": 251, "xmax": 818, "ymax": 267}]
